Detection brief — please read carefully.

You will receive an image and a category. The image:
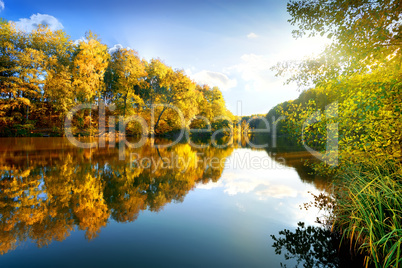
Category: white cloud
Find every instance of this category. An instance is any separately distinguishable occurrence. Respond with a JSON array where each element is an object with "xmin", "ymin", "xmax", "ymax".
[
  {"xmin": 247, "ymin": 32, "xmax": 258, "ymax": 39},
  {"xmin": 256, "ymin": 185, "xmax": 298, "ymax": 199},
  {"xmin": 227, "ymin": 53, "xmax": 284, "ymax": 92},
  {"xmin": 187, "ymin": 70, "xmax": 237, "ymax": 91},
  {"xmin": 198, "ymin": 171, "xmax": 299, "ymax": 199},
  {"xmin": 0, "ymin": 1, "xmax": 5, "ymax": 12},
  {"xmin": 73, "ymin": 37, "xmax": 87, "ymax": 46},
  {"xmin": 197, "ymin": 150, "xmax": 301, "ymax": 198},
  {"xmin": 108, "ymin": 44, "xmax": 124, "ymax": 54},
  {"xmin": 14, "ymin": 13, "xmax": 63, "ymax": 32}
]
